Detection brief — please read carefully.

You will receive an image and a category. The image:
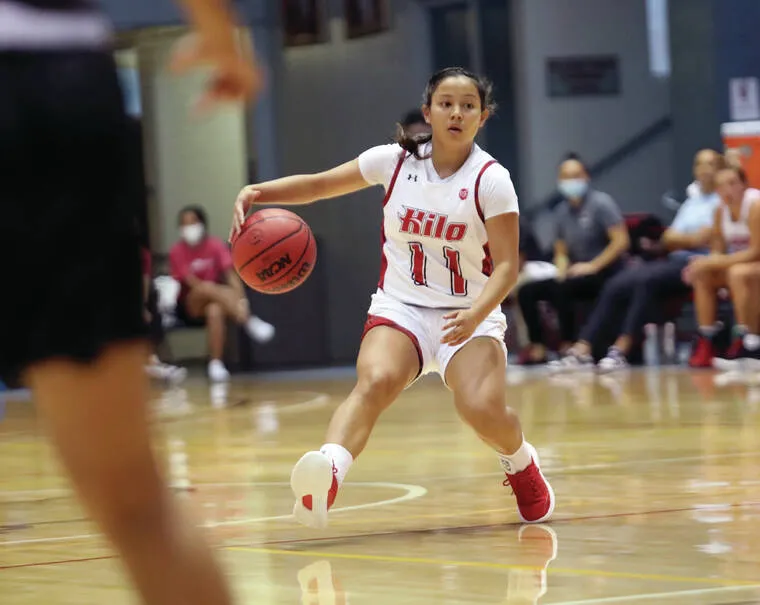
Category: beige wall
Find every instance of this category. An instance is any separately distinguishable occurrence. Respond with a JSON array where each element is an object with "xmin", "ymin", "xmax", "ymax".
[{"xmin": 135, "ymin": 28, "xmax": 249, "ymax": 255}]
